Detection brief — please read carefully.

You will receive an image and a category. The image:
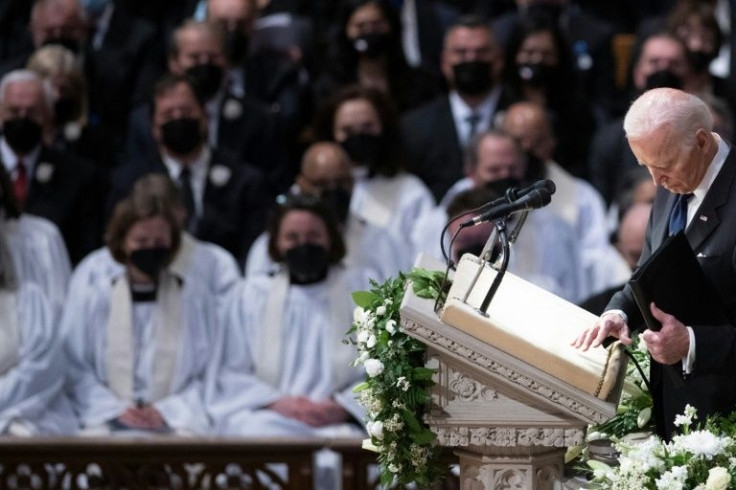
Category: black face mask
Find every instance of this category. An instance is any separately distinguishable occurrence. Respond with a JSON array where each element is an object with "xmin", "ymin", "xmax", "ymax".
[
  {"xmin": 225, "ymin": 29, "xmax": 249, "ymax": 65},
  {"xmin": 186, "ymin": 63, "xmax": 224, "ymax": 101},
  {"xmin": 129, "ymin": 247, "xmax": 170, "ymax": 279},
  {"xmin": 43, "ymin": 37, "xmax": 81, "ymax": 55},
  {"xmin": 517, "ymin": 63, "xmax": 557, "ymax": 87},
  {"xmin": 453, "ymin": 61, "xmax": 493, "ymax": 96},
  {"xmin": 321, "ymin": 188, "xmax": 352, "ymax": 224},
  {"xmin": 486, "ymin": 177, "xmax": 523, "ymax": 198},
  {"xmin": 352, "ymin": 33, "xmax": 391, "ymax": 58},
  {"xmin": 54, "ymin": 97, "xmax": 80, "ymax": 125},
  {"xmin": 3, "ymin": 118, "xmax": 42, "ymax": 155},
  {"xmin": 161, "ymin": 118, "xmax": 203, "ymax": 155},
  {"xmin": 687, "ymin": 50, "xmax": 714, "ymax": 74},
  {"xmin": 645, "ymin": 69, "xmax": 683, "ymax": 91},
  {"xmin": 285, "ymin": 243, "xmax": 329, "ymax": 285},
  {"xmin": 340, "ymin": 133, "xmax": 387, "ymax": 170}
]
